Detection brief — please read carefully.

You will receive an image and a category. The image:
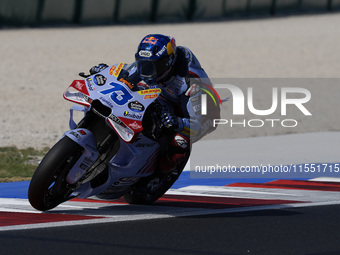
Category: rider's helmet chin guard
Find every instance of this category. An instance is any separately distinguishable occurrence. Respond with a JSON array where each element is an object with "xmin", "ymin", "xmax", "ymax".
[{"xmin": 135, "ymin": 34, "xmax": 177, "ymax": 85}]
